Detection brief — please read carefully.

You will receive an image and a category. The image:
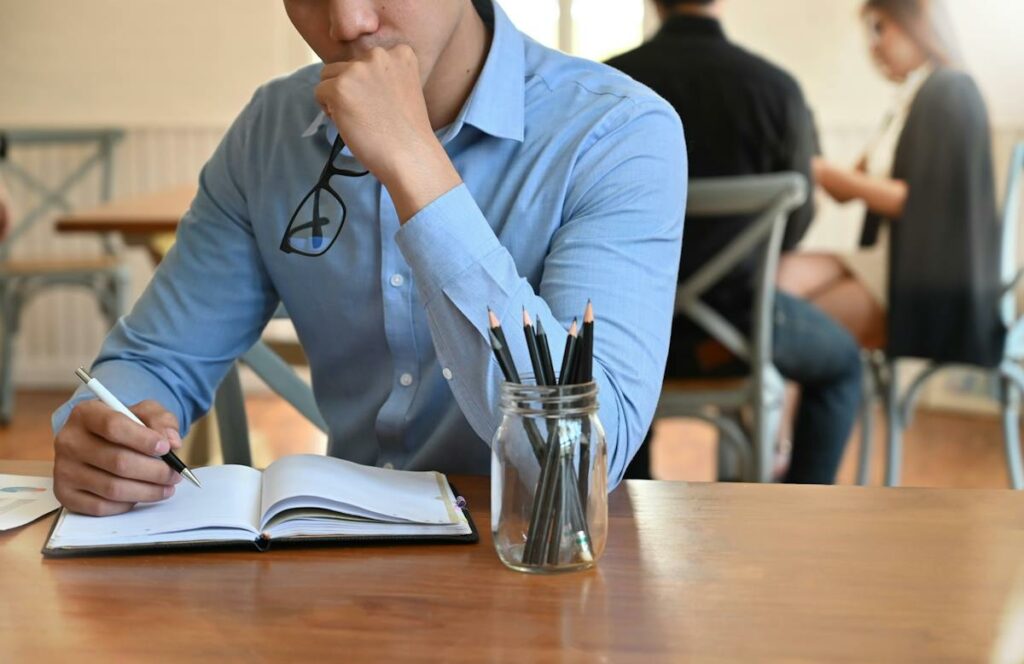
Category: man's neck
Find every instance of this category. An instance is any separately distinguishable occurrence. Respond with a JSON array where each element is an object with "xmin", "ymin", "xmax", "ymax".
[
  {"xmin": 660, "ymin": 3, "xmax": 722, "ymax": 21},
  {"xmin": 423, "ymin": 2, "xmax": 491, "ymax": 131}
]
